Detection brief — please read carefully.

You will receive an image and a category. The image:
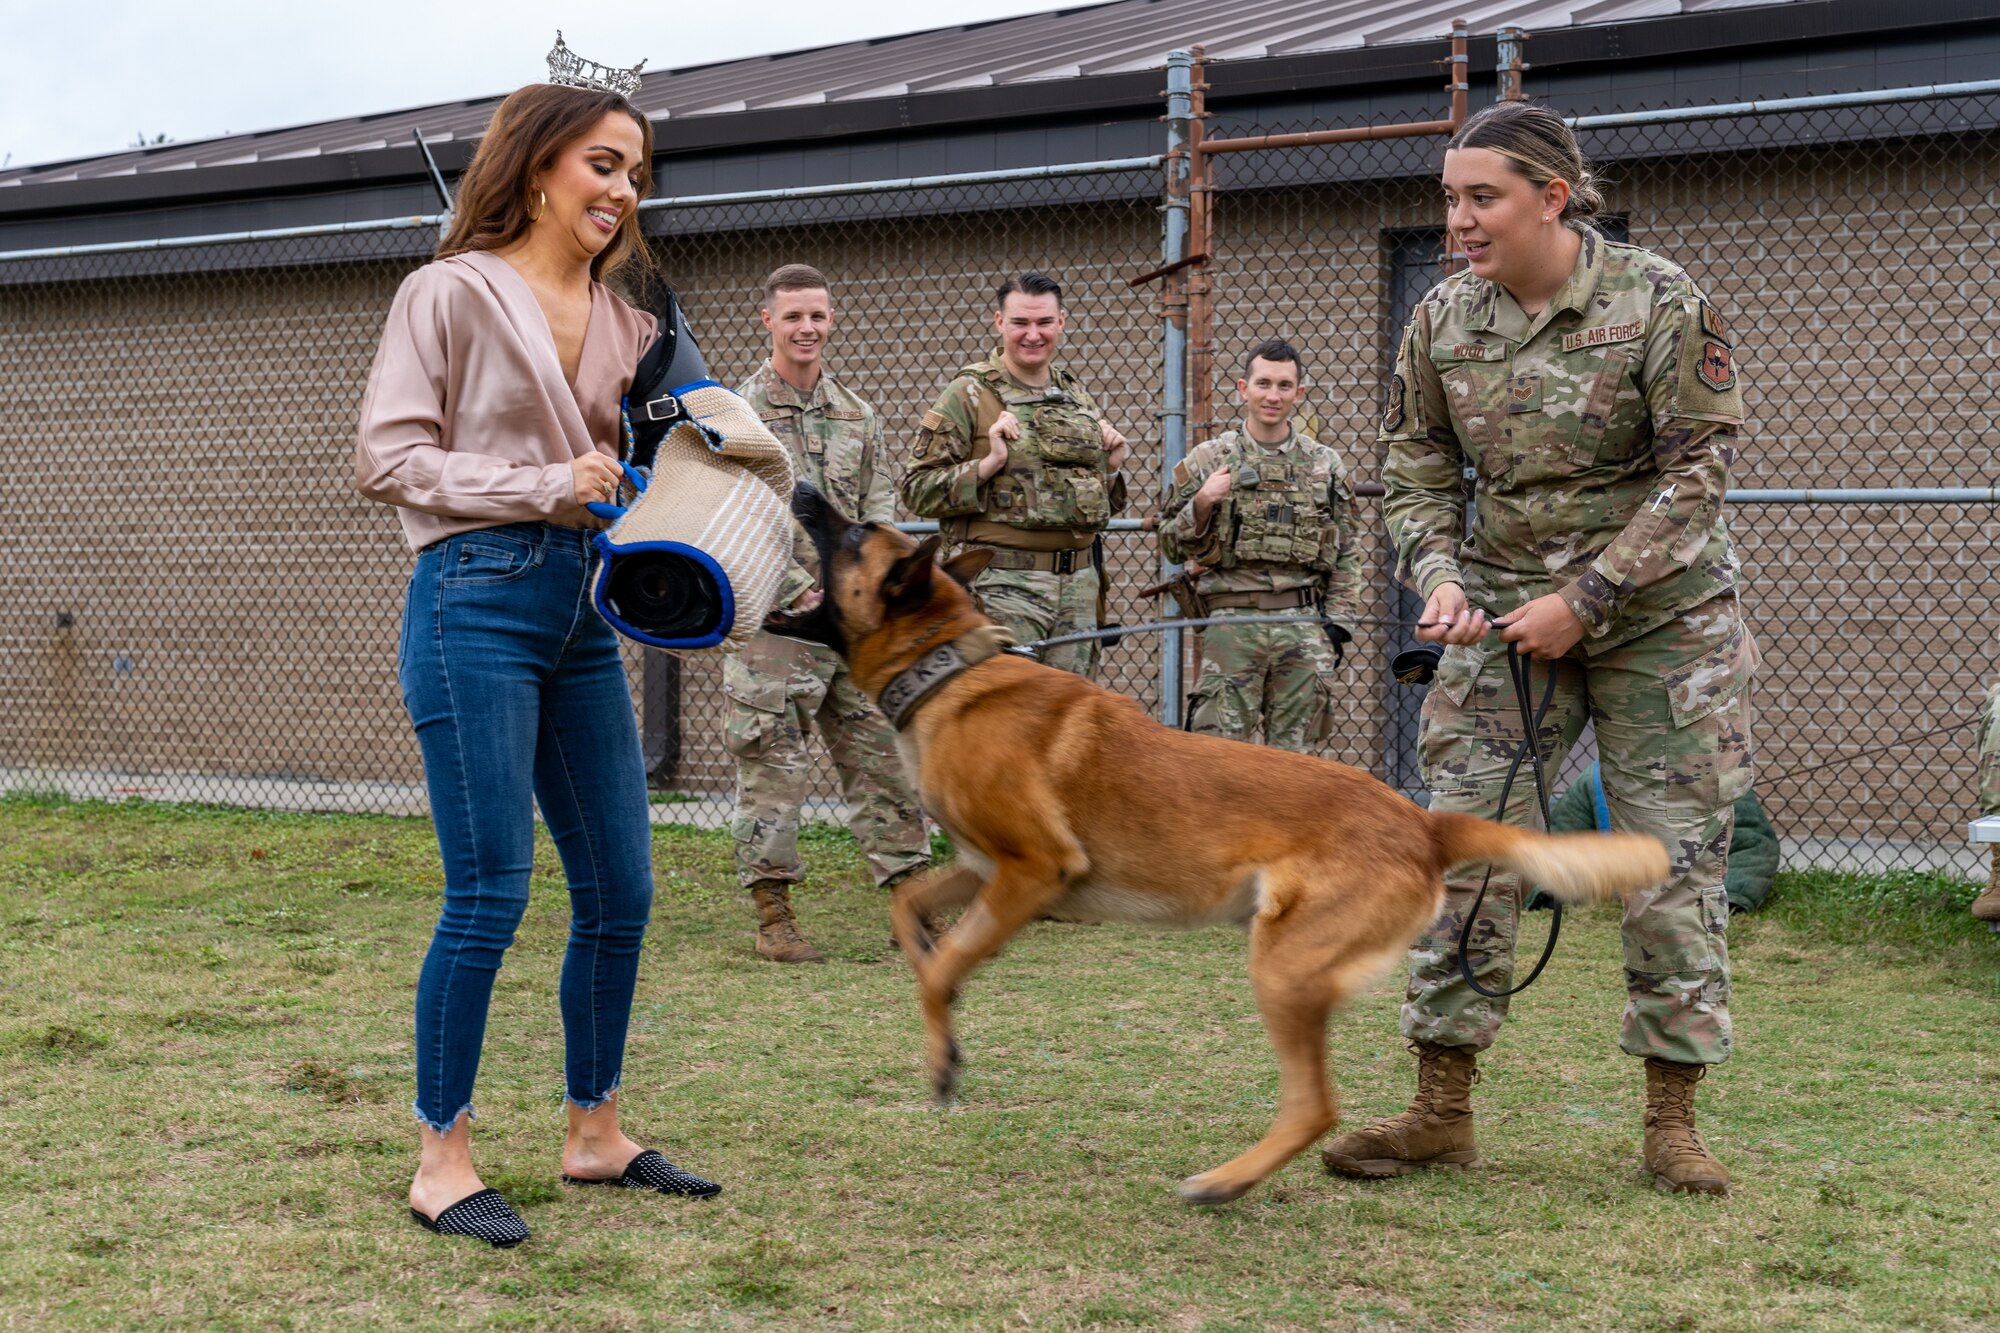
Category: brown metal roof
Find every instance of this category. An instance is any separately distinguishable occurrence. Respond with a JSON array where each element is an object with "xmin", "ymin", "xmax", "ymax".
[{"xmin": 0, "ymin": 0, "xmax": 1800, "ymax": 187}]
